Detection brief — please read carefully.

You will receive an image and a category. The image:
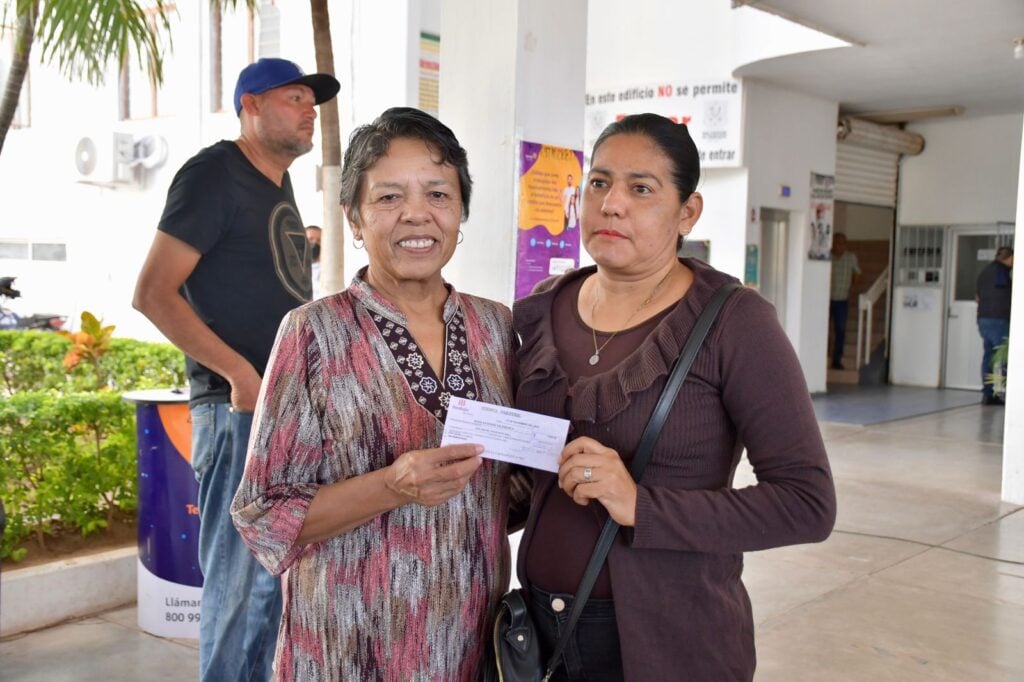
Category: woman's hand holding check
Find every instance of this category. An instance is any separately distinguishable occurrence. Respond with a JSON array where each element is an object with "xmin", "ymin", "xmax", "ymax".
[{"xmin": 558, "ymin": 436, "xmax": 637, "ymax": 527}]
